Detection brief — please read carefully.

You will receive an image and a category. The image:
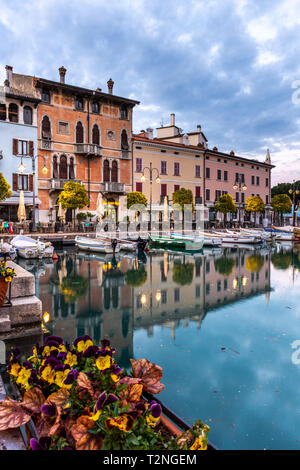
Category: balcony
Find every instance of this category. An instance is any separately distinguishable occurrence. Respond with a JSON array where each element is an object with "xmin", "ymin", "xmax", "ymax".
[
  {"xmin": 101, "ymin": 182, "xmax": 125, "ymax": 193},
  {"xmin": 41, "ymin": 139, "xmax": 52, "ymax": 150},
  {"xmin": 75, "ymin": 143, "xmax": 102, "ymax": 156},
  {"xmin": 120, "ymin": 150, "xmax": 130, "ymax": 160},
  {"xmin": 51, "ymin": 179, "xmax": 82, "ymax": 190}
]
